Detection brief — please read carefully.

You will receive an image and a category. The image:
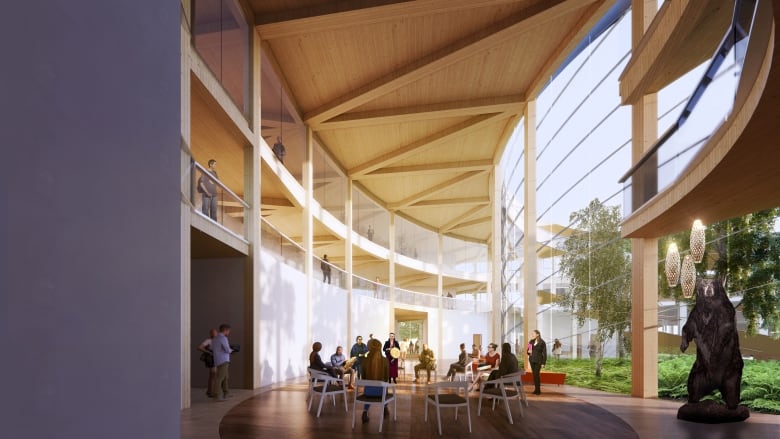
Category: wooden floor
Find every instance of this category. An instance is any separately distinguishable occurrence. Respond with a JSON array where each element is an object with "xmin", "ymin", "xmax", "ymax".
[{"xmin": 182, "ymin": 373, "xmax": 779, "ymax": 438}]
